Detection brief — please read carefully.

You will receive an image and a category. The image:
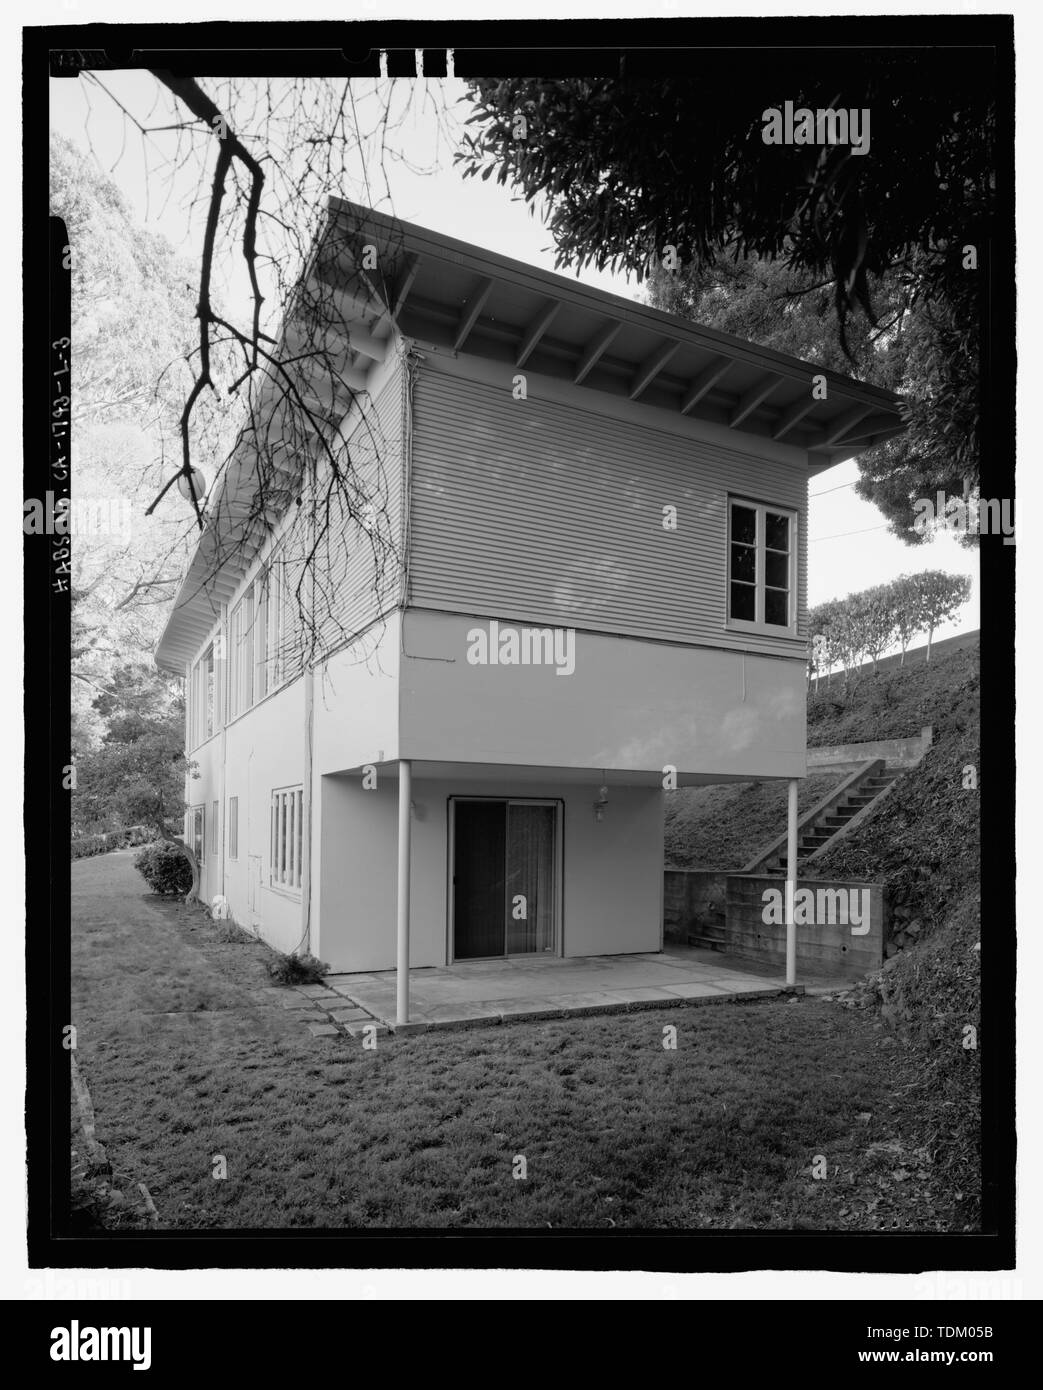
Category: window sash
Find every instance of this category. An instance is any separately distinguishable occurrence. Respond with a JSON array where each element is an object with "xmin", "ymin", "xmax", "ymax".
[
  {"xmin": 242, "ymin": 585, "xmax": 254, "ymax": 711},
  {"xmin": 205, "ymin": 647, "xmax": 215, "ymax": 739},
  {"xmin": 219, "ymin": 553, "xmax": 303, "ymax": 724},
  {"xmin": 270, "ymin": 785, "xmax": 303, "ymax": 891},
  {"xmin": 727, "ymin": 499, "xmax": 796, "ymax": 632},
  {"xmin": 255, "ymin": 574, "xmax": 268, "ymax": 700}
]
